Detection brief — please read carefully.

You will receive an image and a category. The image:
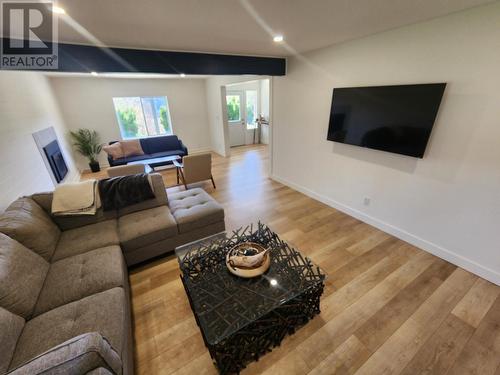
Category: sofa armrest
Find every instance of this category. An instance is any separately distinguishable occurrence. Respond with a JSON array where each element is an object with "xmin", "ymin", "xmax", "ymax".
[
  {"xmin": 179, "ymin": 139, "xmax": 188, "ymax": 157},
  {"xmin": 107, "ymin": 141, "xmax": 118, "ymax": 167},
  {"xmin": 149, "ymin": 173, "xmax": 168, "ymax": 205},
  {"xmin": 8, "ymin": 332, "xmax": 122, "ymax": 375}
]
